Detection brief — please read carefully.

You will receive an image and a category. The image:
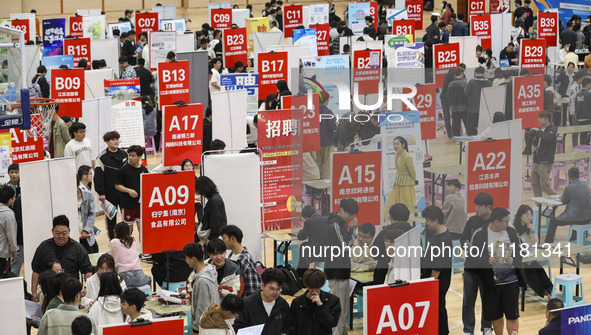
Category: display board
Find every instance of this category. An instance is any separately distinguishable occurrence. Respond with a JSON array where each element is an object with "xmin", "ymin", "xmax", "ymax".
[
  {"xmin": 85, "ymin": 68, "xmax": 115, "ymax": 99},
  {"xmin": 176, "ymin": 51, "xmax": 210, "ymax": 110},
  {"xmin": 0, "ymin": 277, "xmax": 26, "ymax": 335},
  {"xmin": 489, "ymin": 119, "xmax": 522, "ymax": 216},
  {"xmin": 91, "ymin": 38, "xmax": 120, "ymax": 77},
  {"xmin": 111, "ymin": 100, "xmax": 145, "ymax": 148},
  {"xmin": 81, "ymin": 97, "xmax": 112, "ymax": 157},
  {"xmin": 211, "ymin": 90, "xmax": 248, "ymax": 150}
]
